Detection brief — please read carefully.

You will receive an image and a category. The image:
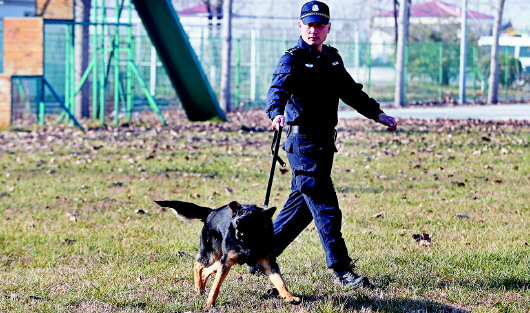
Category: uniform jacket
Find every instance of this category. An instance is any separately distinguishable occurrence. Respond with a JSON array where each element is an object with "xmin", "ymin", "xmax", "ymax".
[{"xmin": 266, "ymin": 37, "xmax": 384, "ymax": 130}]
